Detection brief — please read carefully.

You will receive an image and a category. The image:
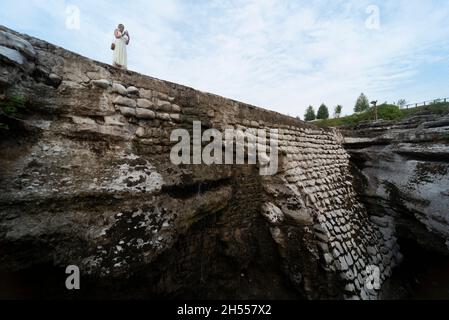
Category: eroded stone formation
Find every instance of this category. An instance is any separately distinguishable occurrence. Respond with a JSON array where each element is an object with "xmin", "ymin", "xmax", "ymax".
[
  {"xmin": 0, "ymin": 26, "xmax": 397, "ymax": 299},
  {"xmin": 343, "ymin": 113, "xmax": 449, "ymax": 257}
]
